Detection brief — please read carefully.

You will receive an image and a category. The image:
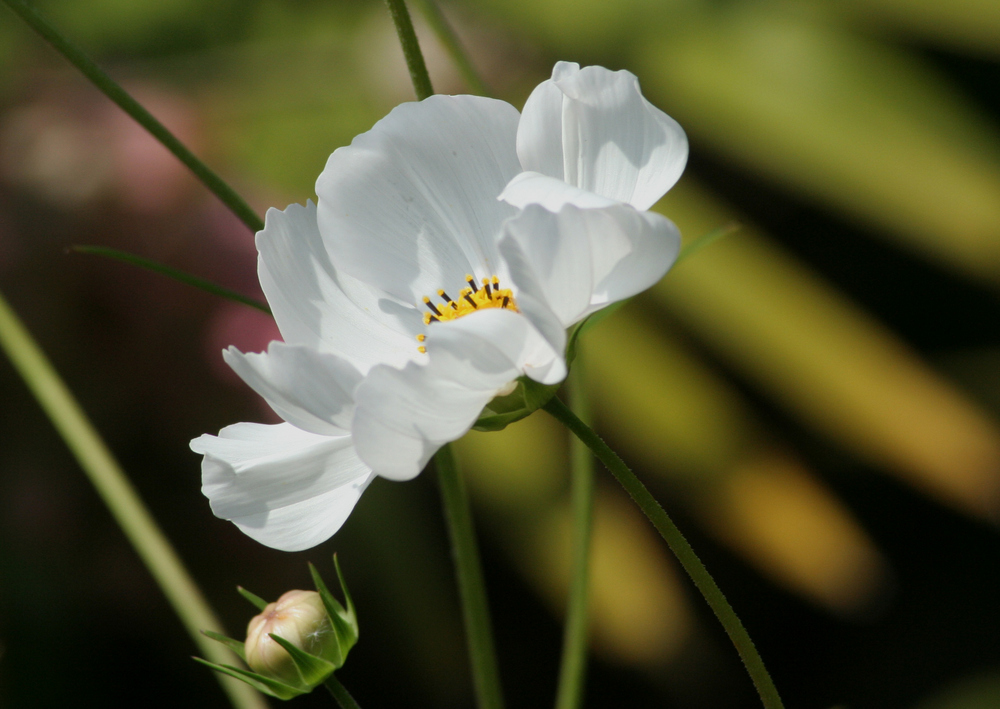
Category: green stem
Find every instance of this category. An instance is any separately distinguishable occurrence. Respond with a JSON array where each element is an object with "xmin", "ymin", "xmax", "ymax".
[
  {"xmin": 384, "ymin": 0, "xmax": 434, "ymax": 100},
  {"xmin": 554, "ymin": 366, "xmax": 595, "ymax": 709},
  {"xmin": 542, "ymin": 396, "xmax": 785, "ymax": 709},
  {"xmin": 409, "ymin": 0, "xmax": 490, "ymax": 96},
  {"xmin": 1, "ymin": 0, "xmax": 263, "ymax": 233},
  {"xmin": 324, "ymin": 674, "xmax": 362, "ymax": 709},
  {"xmin": 0, "ymin": 289, "xmax": 267, "ymax": 709},
  {"xmin": 434, "ymin": 444, "xmax": 505, "ymax": 709}
]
